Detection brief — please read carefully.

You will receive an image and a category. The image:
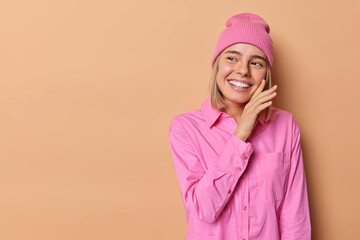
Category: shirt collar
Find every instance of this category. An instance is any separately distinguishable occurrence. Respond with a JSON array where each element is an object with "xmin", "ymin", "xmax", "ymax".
[{"xmin": 201, "ymin": 96, "xmax": 265, "ymax": 128}]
